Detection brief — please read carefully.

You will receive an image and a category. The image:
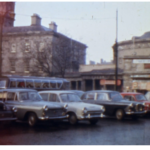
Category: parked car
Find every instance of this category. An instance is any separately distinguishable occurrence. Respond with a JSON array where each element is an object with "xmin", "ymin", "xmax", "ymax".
[
  {"xmin": 0, "ymin": 89, "xmax": 68, "ymax": 126},
  {"xmin": 0, "ymin": 101, "xmax": 17, "ymax": 122},
  {"xmin": 68, "ymin": 90, "xmax": 85, "ymax": 98},
  {"xmin": 121, "ymin": 92, "xmax": 150, "ymax": 112},
  {"xmin": 81, "ymin": 90, "xmax": 147, "ymax": 120},
  {"xmin": 39, "ymin": 90, "xmax": 105, "ymax": 125}
]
